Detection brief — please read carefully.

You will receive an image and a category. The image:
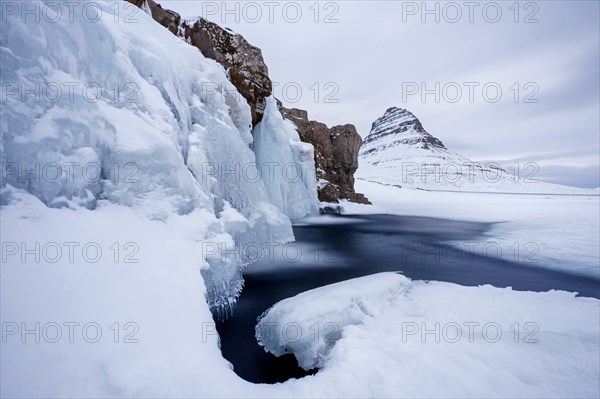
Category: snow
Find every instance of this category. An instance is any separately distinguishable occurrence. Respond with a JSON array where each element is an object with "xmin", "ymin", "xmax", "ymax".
[
  {"xmin": 3, "ymin": 188, "xmax": 599, "ymax": 398},
  {"xmin": 0, "ymin": 2, "xmax": 313, "ymax": 395},
  {"xmin": 141, "ymin": 0, "xmax": 152, "ymax": 16},
  {"xmin": 355, "ymin": 106, "xmax": 599, "ymax": 268},
  {"xmin": 257, "ymin": 272, "xmax": 600, "ymax": 398},
  {"xmin": 341, "ymin": 179, "xmax": 600, "ymax": 278},
  {"xmin": 0, "ymin": 187, "xmax": 242, "ymax": 397}
]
